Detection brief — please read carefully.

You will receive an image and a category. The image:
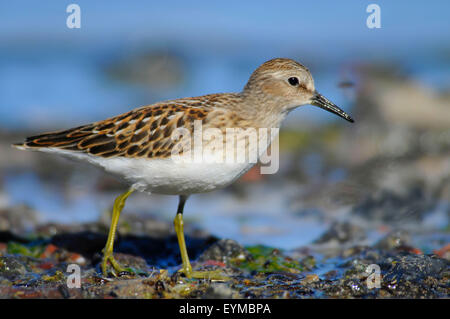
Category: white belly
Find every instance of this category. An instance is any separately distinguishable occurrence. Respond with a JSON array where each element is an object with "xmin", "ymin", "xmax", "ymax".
[
  {"xmin": 38, "ymin": 148, "xmax": 255, "ymax": 195},
  {"xmin": 100, "ymin": 156, "xmax": 255, "ymax": 195}
]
